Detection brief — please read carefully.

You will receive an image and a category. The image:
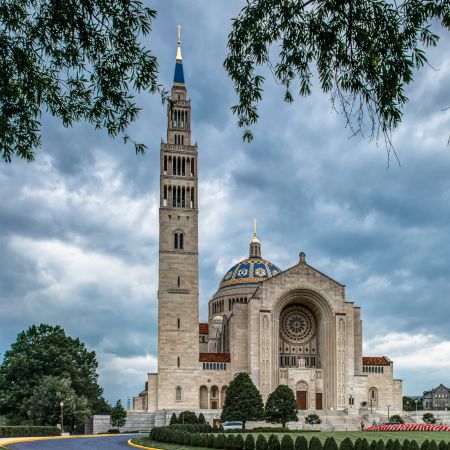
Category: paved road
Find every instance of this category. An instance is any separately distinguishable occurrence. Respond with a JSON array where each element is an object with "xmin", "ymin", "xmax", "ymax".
[{"xmin": 4, "ymin": 435, "xmax": 141, "ymax": 450}]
